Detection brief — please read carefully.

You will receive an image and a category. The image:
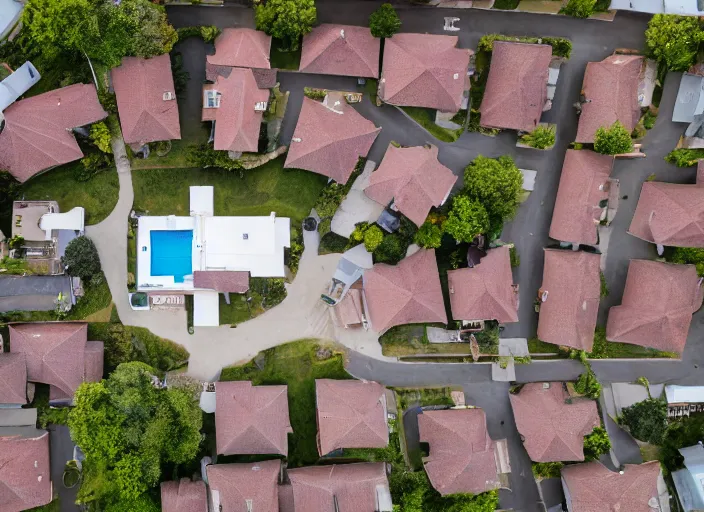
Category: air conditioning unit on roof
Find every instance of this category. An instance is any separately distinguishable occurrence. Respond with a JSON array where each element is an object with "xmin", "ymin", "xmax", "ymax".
[{"xmin": 163, "ymin": 92, "xmax": 175, "ymax": 101}]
